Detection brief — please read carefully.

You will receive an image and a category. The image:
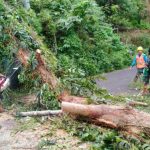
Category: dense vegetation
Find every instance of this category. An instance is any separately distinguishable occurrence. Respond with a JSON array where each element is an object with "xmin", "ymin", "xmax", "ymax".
[
  {"xmin": 96, "ymin": 0, "xmax": 149, "ymax": 29},
  {"xmin": 0, "ymin": 0, "xmax": 132, "ymax": 76},
  {"xmin": 30, "ymin": 0, "xmax": 132, "ymax": 76}
]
